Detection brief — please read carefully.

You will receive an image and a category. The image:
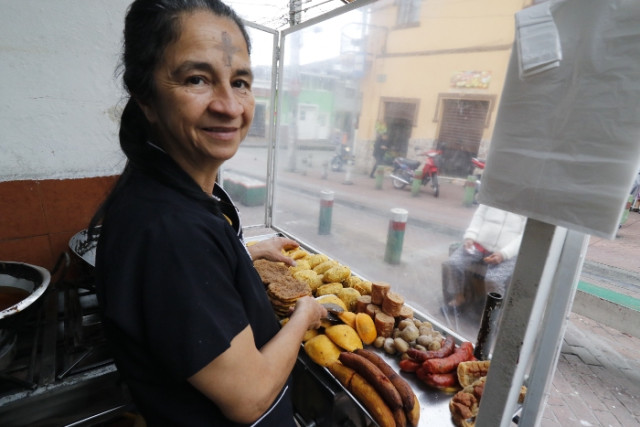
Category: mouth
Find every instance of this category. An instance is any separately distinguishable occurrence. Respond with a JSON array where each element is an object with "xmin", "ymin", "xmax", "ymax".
[{"xmin": 201, "ymin": 126, "xmax": 239, "ymax": 140}]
